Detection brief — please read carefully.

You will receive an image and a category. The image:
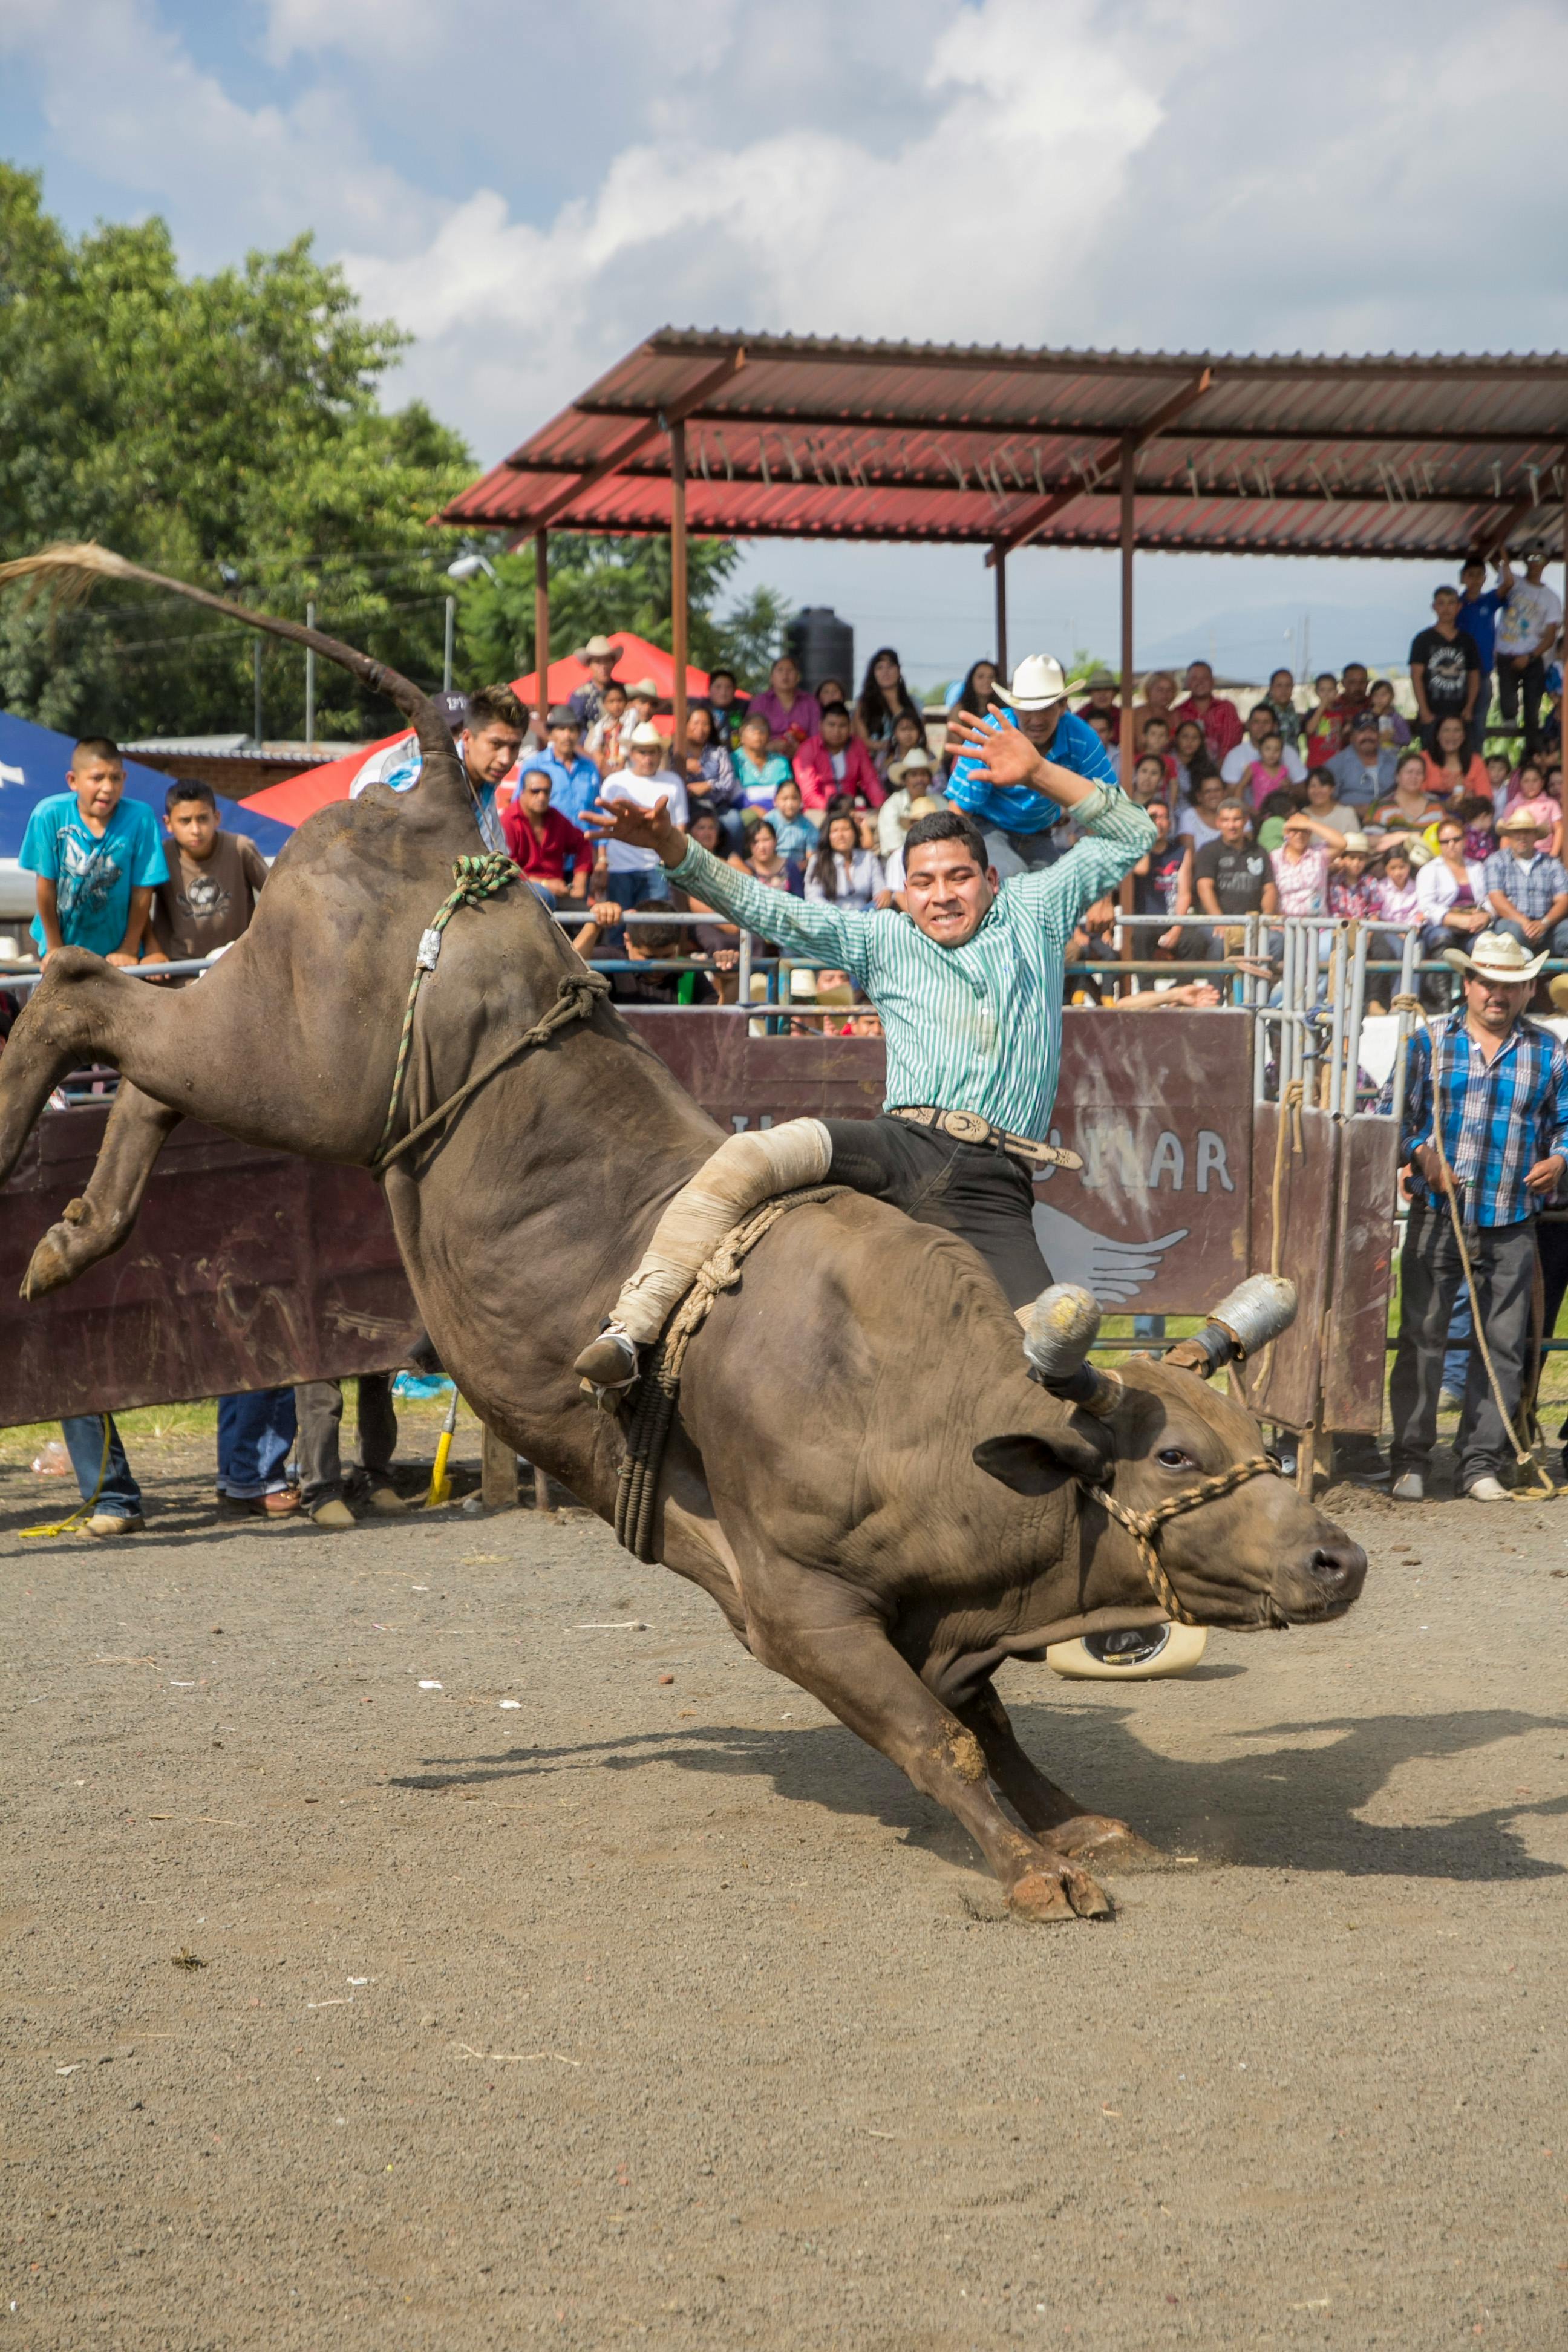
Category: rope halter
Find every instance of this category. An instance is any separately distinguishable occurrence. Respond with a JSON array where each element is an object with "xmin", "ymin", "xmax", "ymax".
[{"xmin": 1077, "ymin": 1454, "xmax": 1281, "ymax": 1627}]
